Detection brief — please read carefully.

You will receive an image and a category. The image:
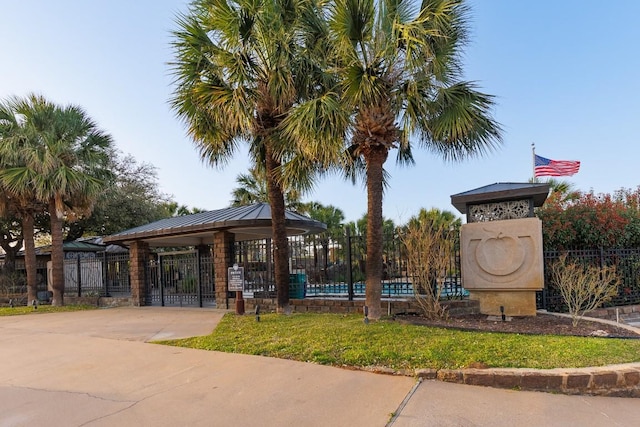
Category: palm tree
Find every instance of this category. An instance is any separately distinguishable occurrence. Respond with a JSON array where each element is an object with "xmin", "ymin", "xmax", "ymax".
[
  {"xmin": 406, "ymin": 208, "xmax": 461, "ymax": 231},
  {"xmin": 0, "ymin": 98, "xmax": 46, "ymax": 304},
  {"xmin": 230, "ymin": 166, "xmax": 303, "ymax": 210},
  {"xmin": 162, "ymin": 201, "xmax": 207, "ymax": 217},
  {"xmin": 230, "ymin": 168, "xmax": 269, "ymax": 207},
  {"xmin": 531, "ymin": 177, "xmax": 580, "ymax": 205},
  {"xmin": 171, "ymin": 0, "xmax": 331, "ymax": 312},
  {"xmin": 0, "ymin": 94, "xmax": 113, "ymax": 306},
  {"xmin": 285, "ymin": 0, "xmax": 502, "ymax": 319}
]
